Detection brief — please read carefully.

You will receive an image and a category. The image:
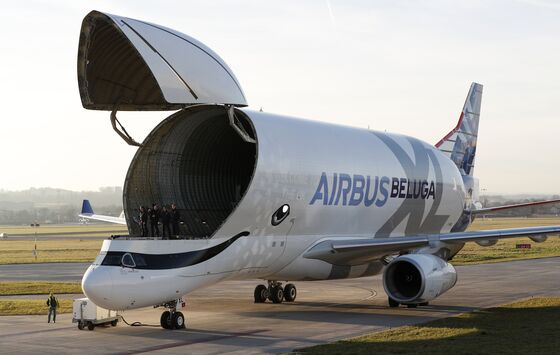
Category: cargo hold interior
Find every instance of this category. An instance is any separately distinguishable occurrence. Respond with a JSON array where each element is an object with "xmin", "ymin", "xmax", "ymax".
[{"xmin": 124, "ymin": 106, "xmax": 257, "ymax": 238}]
